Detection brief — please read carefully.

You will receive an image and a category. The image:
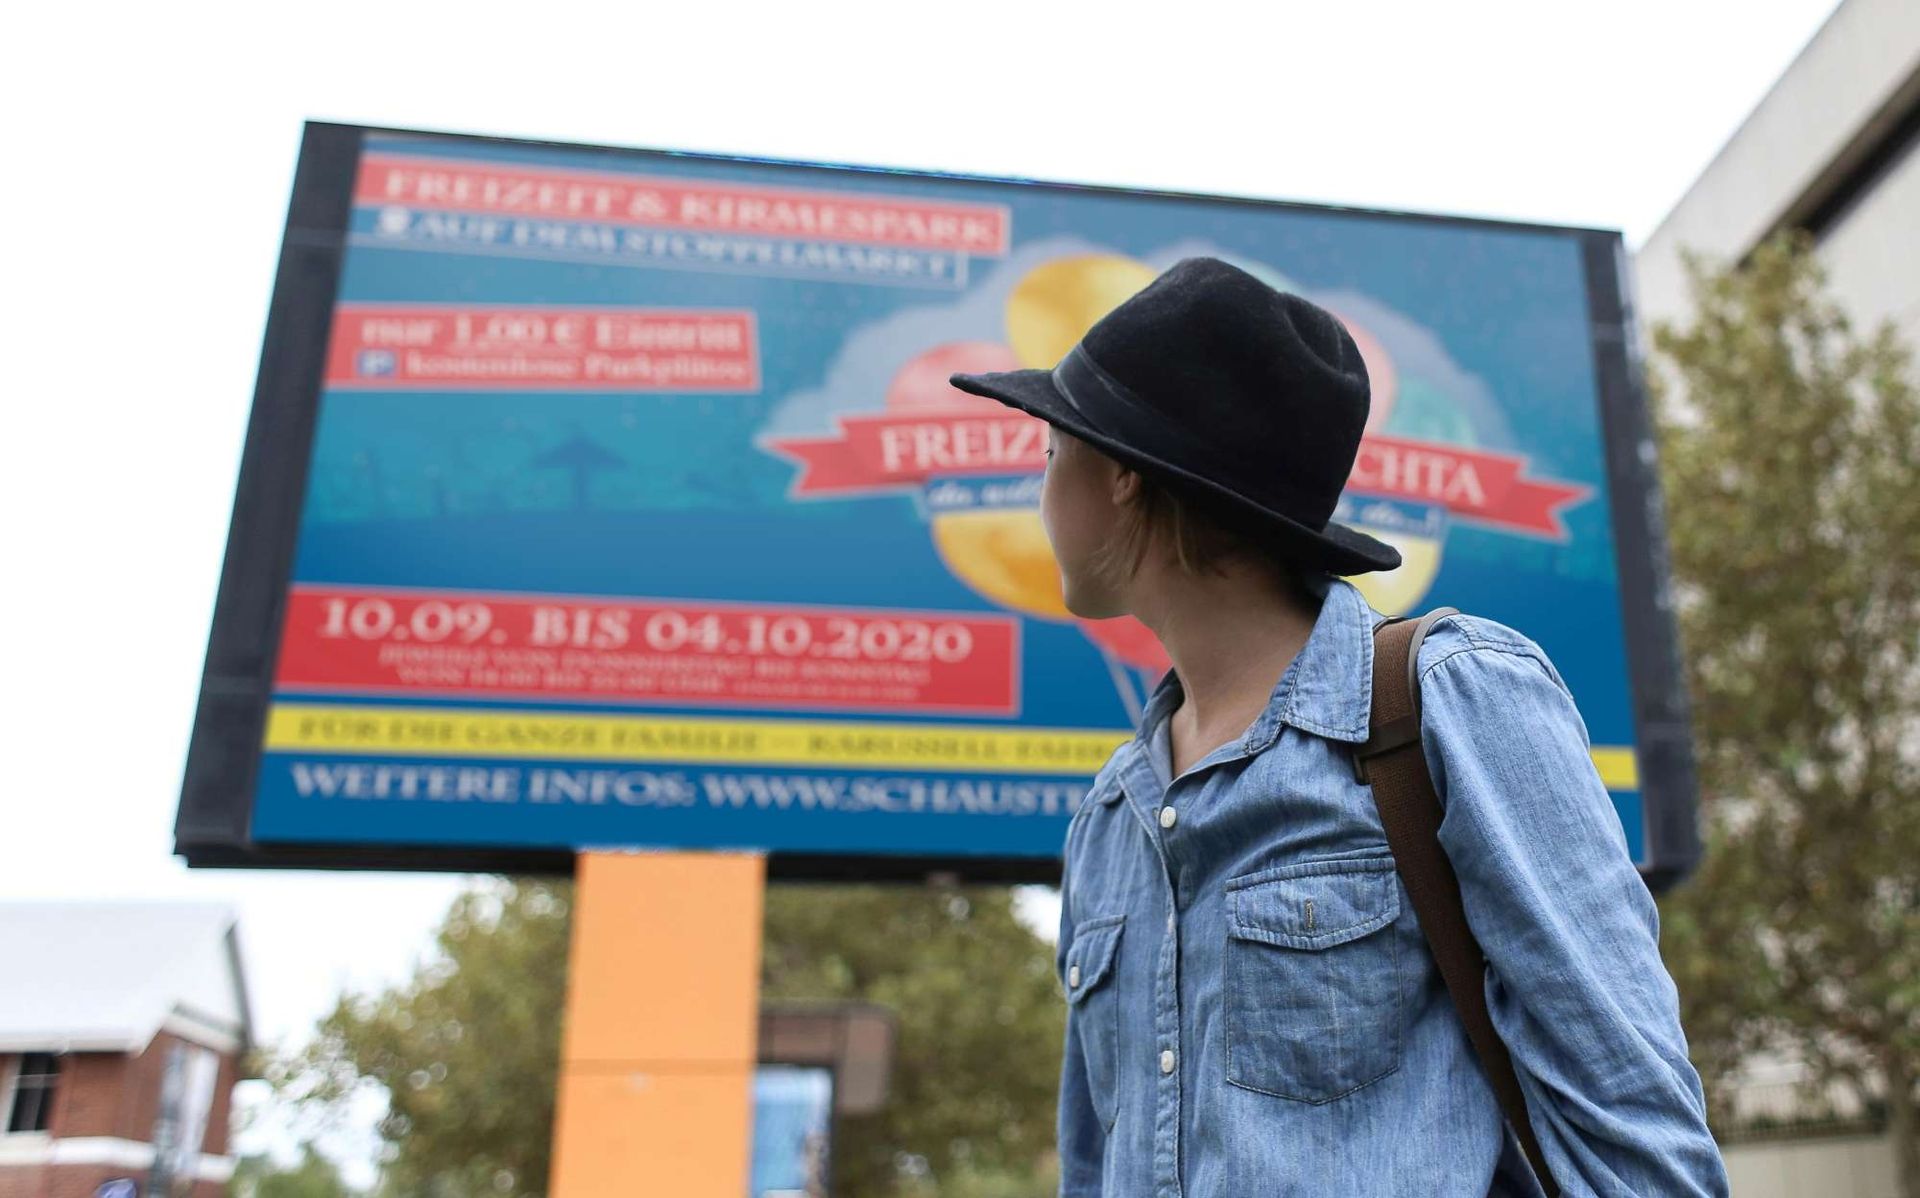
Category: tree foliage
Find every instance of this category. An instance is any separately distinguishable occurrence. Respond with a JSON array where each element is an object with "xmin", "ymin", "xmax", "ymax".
[
  {"xmin": 761, "ymin": 885, "xmax": 1063, "ymax": 1194},
  {"xmin": 280, "ymin": 878, "xmax": 1064, "ymax": 1197},
  {"xmin": 283, "ymin": 880, "xmax": 570, "ymax": 1198},
  {"xmin": 232, "ymin": 1149, "xmax": 358, "ymax": 1198},
  {"xmin": 1650, "ymin": 232, "xmax": 1920, "ymax": 1191}
]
